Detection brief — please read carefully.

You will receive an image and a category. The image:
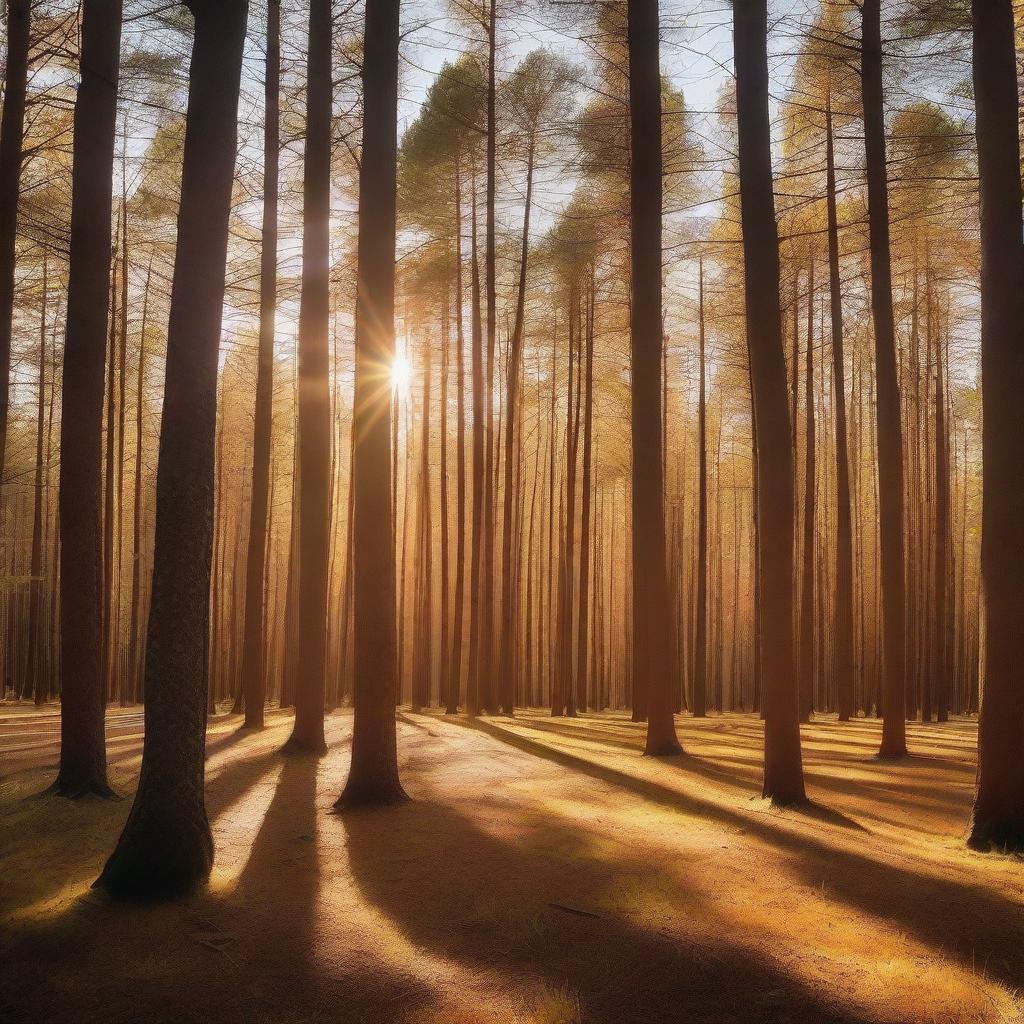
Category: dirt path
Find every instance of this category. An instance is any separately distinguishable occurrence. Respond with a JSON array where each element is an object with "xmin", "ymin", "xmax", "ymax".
[{"xmin": 1, "ymin": 707, "xmax": 1020, "ymax": 1024}]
